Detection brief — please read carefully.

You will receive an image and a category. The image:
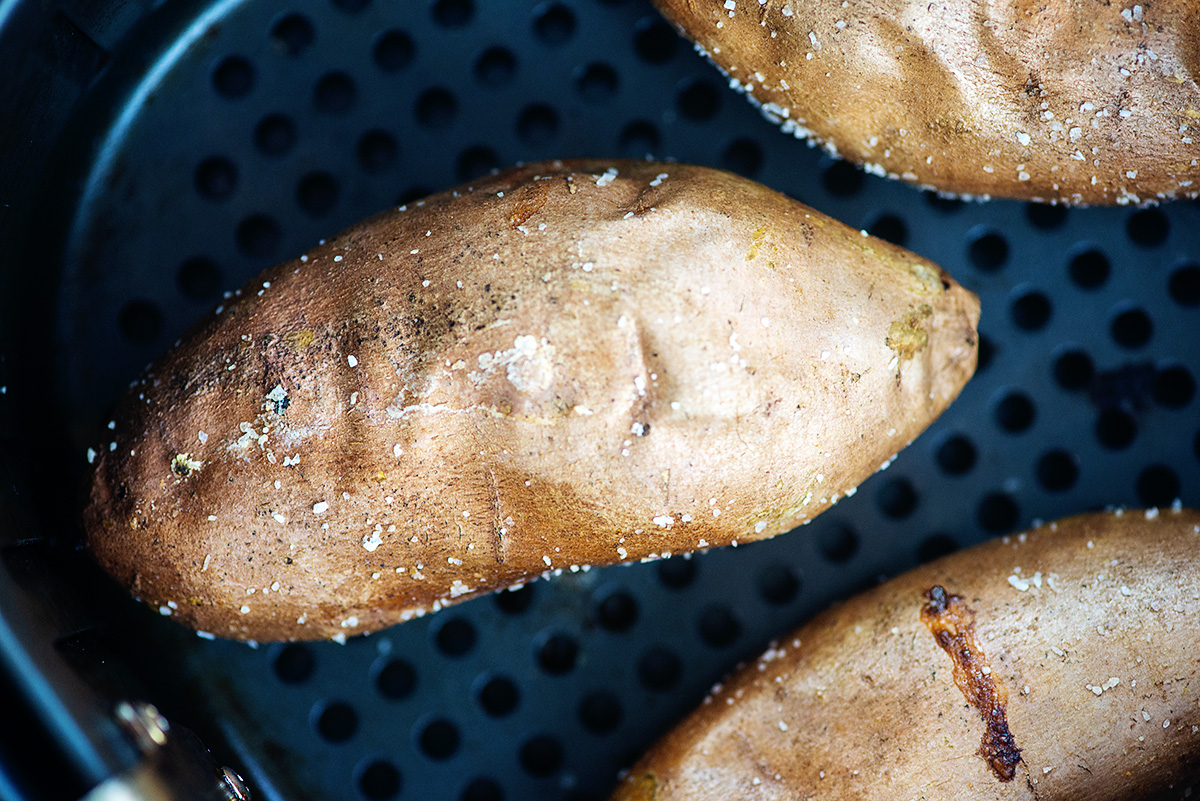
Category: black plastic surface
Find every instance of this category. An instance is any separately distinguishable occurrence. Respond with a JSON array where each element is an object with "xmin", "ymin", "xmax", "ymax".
[
  {"xmin": 0, "ymin": 3, "xmax": 155, "ymax": 796},
  {"xmin": 2, "ymin": 1, "xmax": 1199, "ymax": 800}
]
